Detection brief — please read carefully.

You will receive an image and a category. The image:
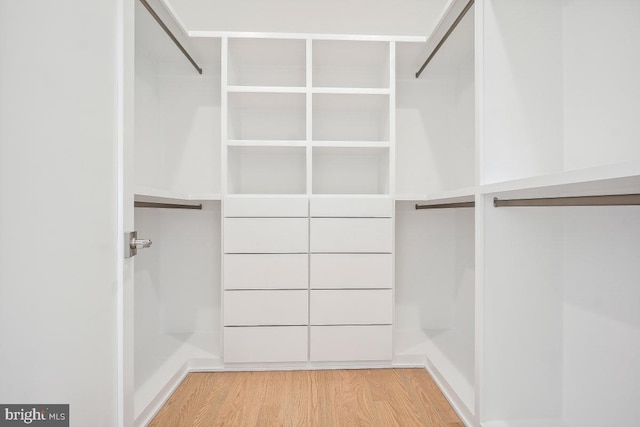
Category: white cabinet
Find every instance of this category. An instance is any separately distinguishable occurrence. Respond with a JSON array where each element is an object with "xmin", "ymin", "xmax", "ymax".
[
  {"xmin": 310, "ymin": 325, "xmax": 393, "ymax": 361},
  {"xmin": 224, "ymin": 254, "xmax": 308, "ymax": 289},
  {"xmin": 224, "ymin": 197, "xmax": 308, "ymax": 217},
  {"xmin": 310, "ymin": 254, "xmax": 392, "ymax": 289},
  {"xmin": 223, "ymin": 217, "xmax": 308, "ymax": 253},
  {"xmin": 224, "ymin": 326, "xmax": 308, "ymax": 363},
  {"xmin": 222, "ymin": 197, "xmax": 310, "ymax": 362},
  {"xmin": 310, "ymin": 218, "xmax": 392, "ymax": 253},
  {"xmin": 224, "ymin": 290, "xmax": 308, "ymax": 325},
  {"xmin": 307, "ymin": 198, "xmax": 394, "ymax": 362},
  {"xmin": 310, "ymin": 290, "xmax": 392, "ymax": 325}
]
